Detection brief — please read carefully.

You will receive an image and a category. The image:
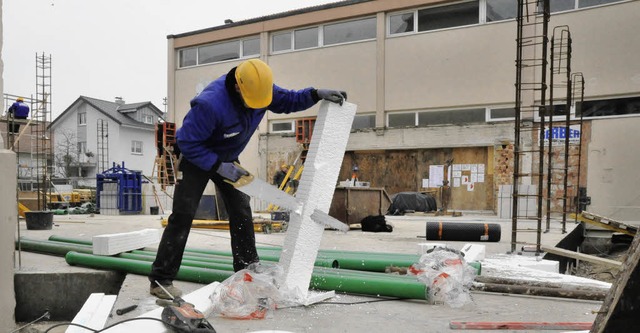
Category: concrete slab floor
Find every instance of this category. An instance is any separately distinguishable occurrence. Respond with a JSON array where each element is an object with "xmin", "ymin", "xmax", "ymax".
[{"xmin": 12, "ymin": 213, "xmax": 600, "ymax": 333}]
